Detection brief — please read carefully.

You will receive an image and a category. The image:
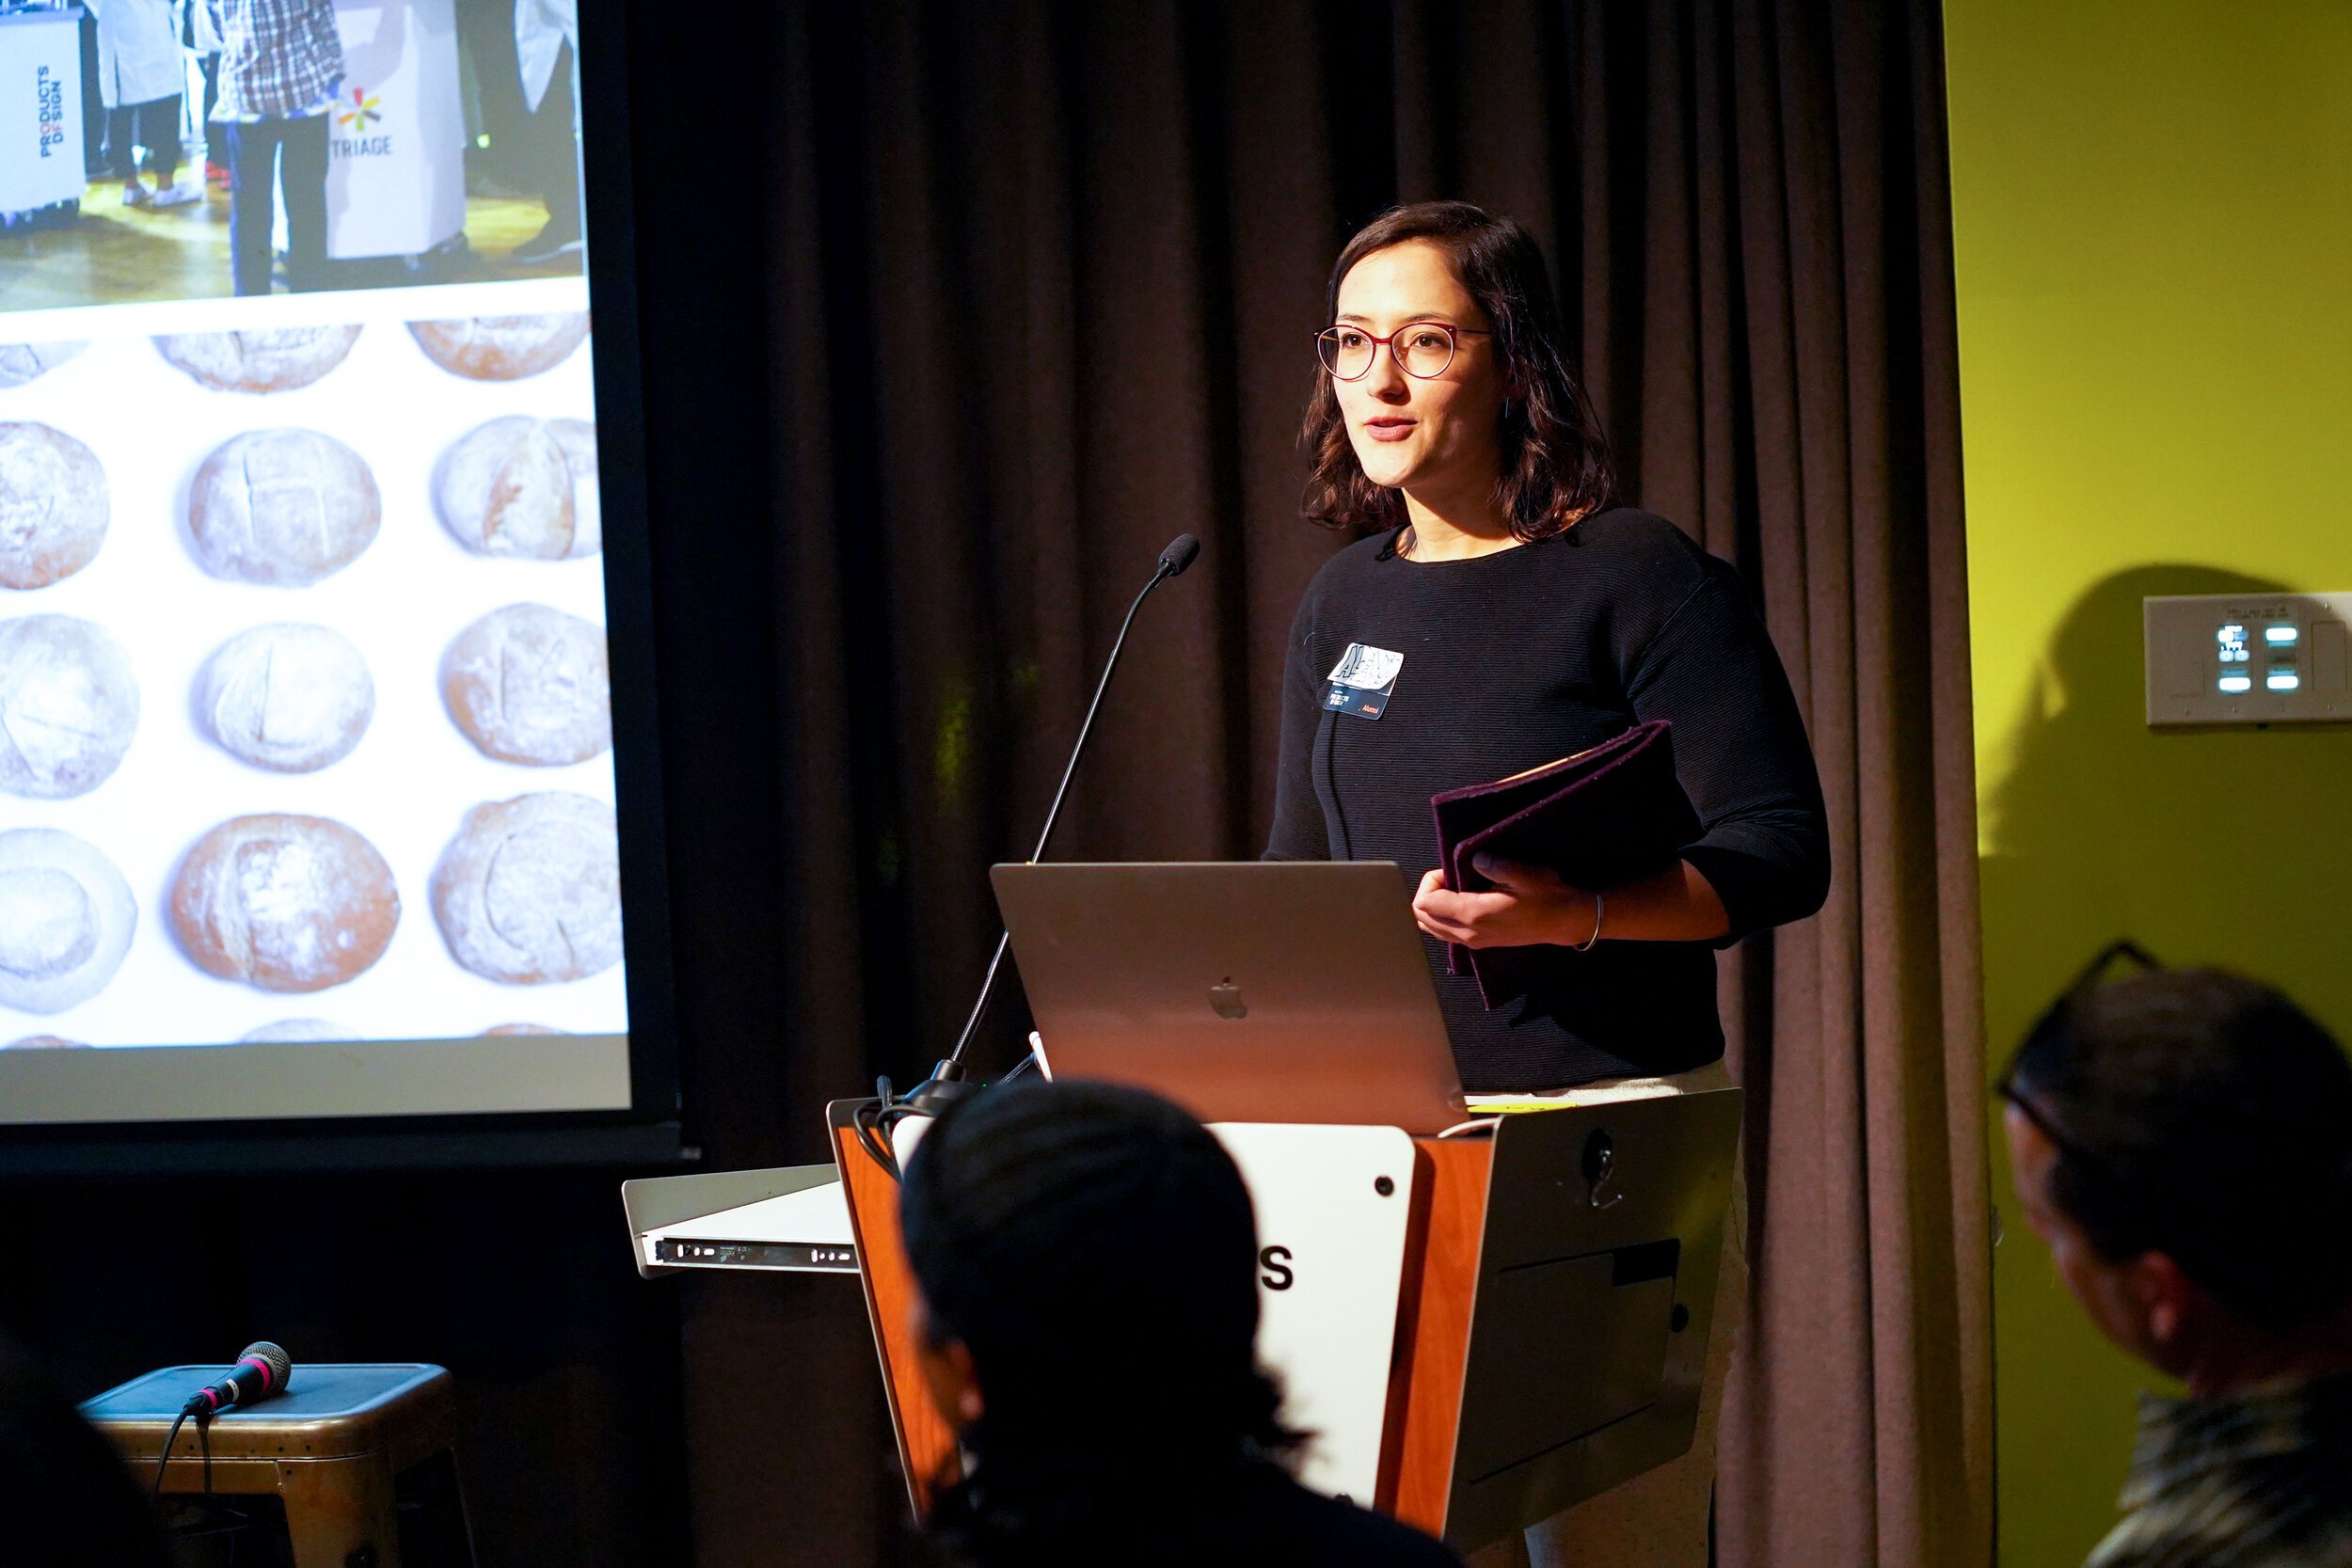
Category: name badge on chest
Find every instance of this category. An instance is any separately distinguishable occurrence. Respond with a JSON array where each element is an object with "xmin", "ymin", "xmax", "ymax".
[{"xmin": 1323, "ymin": 642, "xmax": 1404, "ymax": 719}]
